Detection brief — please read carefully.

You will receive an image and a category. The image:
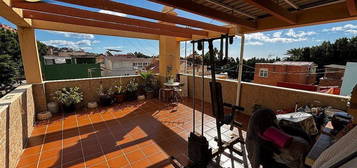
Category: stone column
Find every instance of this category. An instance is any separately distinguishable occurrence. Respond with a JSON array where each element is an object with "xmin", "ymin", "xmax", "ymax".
[
  {"xmin": 17, "ymin": 27, "xmax": 43, "ymax": 83},
  {"xmin": 158, "ymin": 7, "xmax": 181, "ymax": 83}
]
